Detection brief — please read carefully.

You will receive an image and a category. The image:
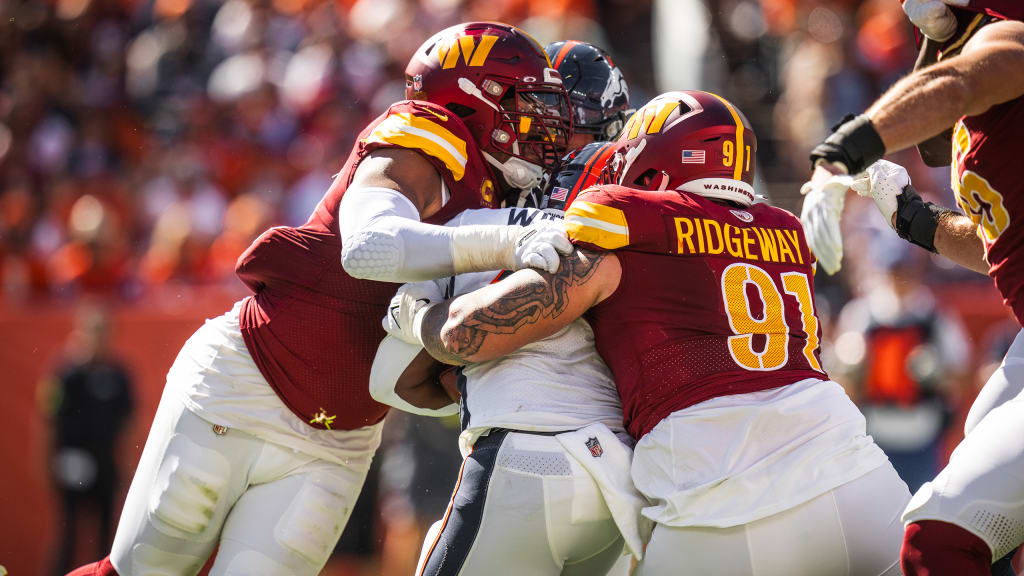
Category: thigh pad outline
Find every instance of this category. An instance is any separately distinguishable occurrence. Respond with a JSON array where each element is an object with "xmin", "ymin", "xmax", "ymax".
[
  {"xmin": 274, "ymin": 477, "xmax": 348, "ymax": 566},
  {"xmin": 148, "ymin": 433, "xmax": 231, "ymax": 540}
]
